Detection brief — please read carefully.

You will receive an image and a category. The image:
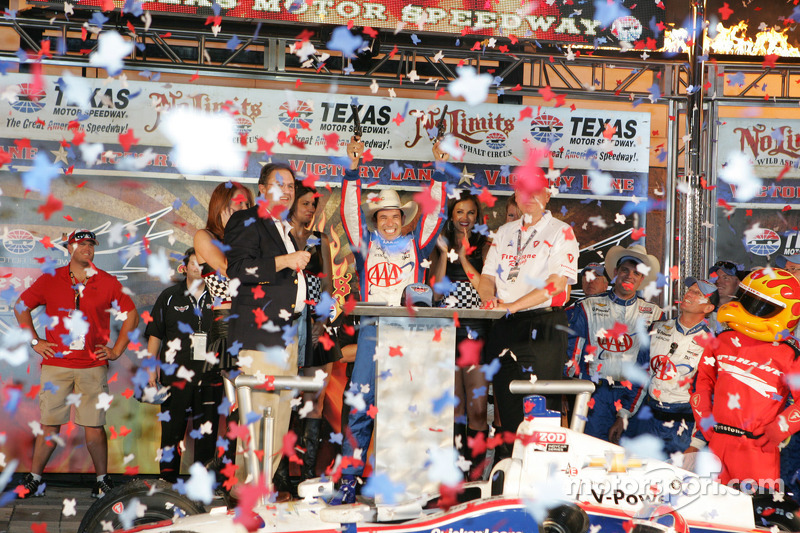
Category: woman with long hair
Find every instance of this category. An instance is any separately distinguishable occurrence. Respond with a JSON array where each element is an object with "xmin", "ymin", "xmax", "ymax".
[
  {"xmin": 428, "ymin": 192, "xmax": 491, "ymax": 480},
  {"xmin": 288, "ymin": 183, "xmax": 338, "ymax": 481},
  {"xmin": 193, "ymin": 181, "xmax": 254, "ymax": 471}
]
